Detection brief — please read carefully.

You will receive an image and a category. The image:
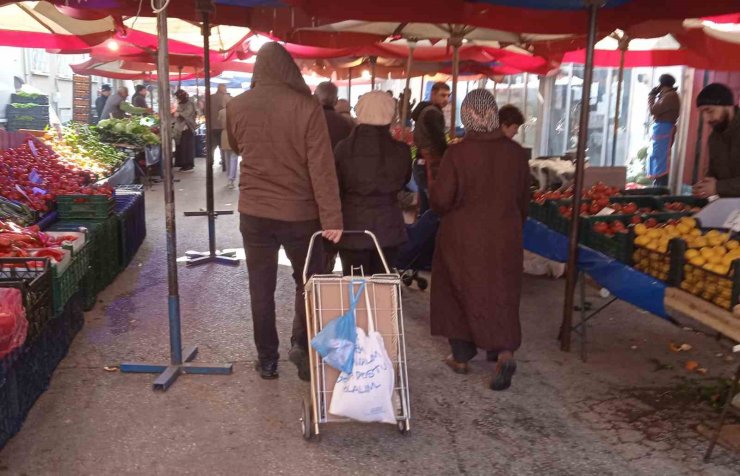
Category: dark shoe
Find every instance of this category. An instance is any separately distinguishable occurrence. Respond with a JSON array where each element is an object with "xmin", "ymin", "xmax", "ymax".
[
  {"xmin": 180, "ymin": 167, "xmax": 194, "ymax": 173},
  {"xmin": 486, "ymin": 351, "xmax": 499, "ymax": 363},
  {"xmin": 490, "ymin": 359, "xmax": 517, "ymax": 391},
  {"xmin": 254, "ymin": 360, "xmax": 279, "ymax": 380},
  {"xmin": 289, "ymin": 345, "xmax": 311, "ymax": 382},
  {"xmin": 445, "ymin": 356, "xmax": 469, "ymax": 375}
]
